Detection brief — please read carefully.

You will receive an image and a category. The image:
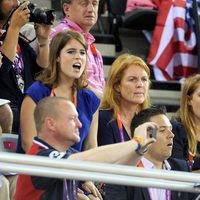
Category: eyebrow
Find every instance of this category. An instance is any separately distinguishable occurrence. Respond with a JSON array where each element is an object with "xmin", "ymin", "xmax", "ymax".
[
  {"xmin": 79, "ymin": 0, "xmax": 88, "ymax": 3},
  {"xmin": 65, "ymin": 48, "xmax": 85, "ymax": 51},
  {"xmin": 158, "ymin": 126, "xmax": 172, "ymax": 129}
]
